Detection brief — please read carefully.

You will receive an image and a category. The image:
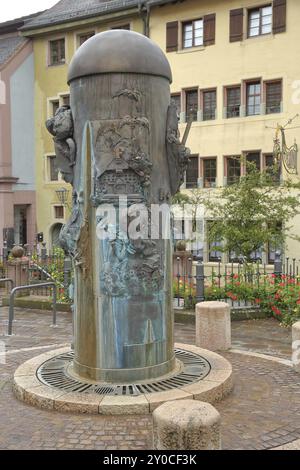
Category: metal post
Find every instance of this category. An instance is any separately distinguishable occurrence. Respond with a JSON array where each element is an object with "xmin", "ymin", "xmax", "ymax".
[
  {"xmin": 63, "ymin": 256, "xmax": 72, "ymax": 291},
  {"xmin": 196, "ymin": 260, "xmax": 205, "ymax": 303},
  {"xmin": 68, "ymin": 282, "xmax": 75, "ymax": 350},
  {"xmin": 2, "ymin": 241, "xmax": 8, "ymax": 261},
  {"xmin": 52, "ymin": 285, "xmax": 57, "ymax": 327},
  {"xmin": 7, "ymin": 282, "xmax": 57, "ymax": 336},
  {"xmin": 0, "ymin": 278, "xmax": 14, "ymax": 292},
  {"xmin": 41, "ymin": 243, "xmax": 47, "ymax": 262},
  {"xmin": 274, "ymin": 250, "xmax": 282, "ymax": 279},
  {"xmin": 0, "ymin": 279, "xmax": 14, "ymax": 332},
  {"xmin": 8, "ymin": 291, "xmax": 15, "ymax": 336}
]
